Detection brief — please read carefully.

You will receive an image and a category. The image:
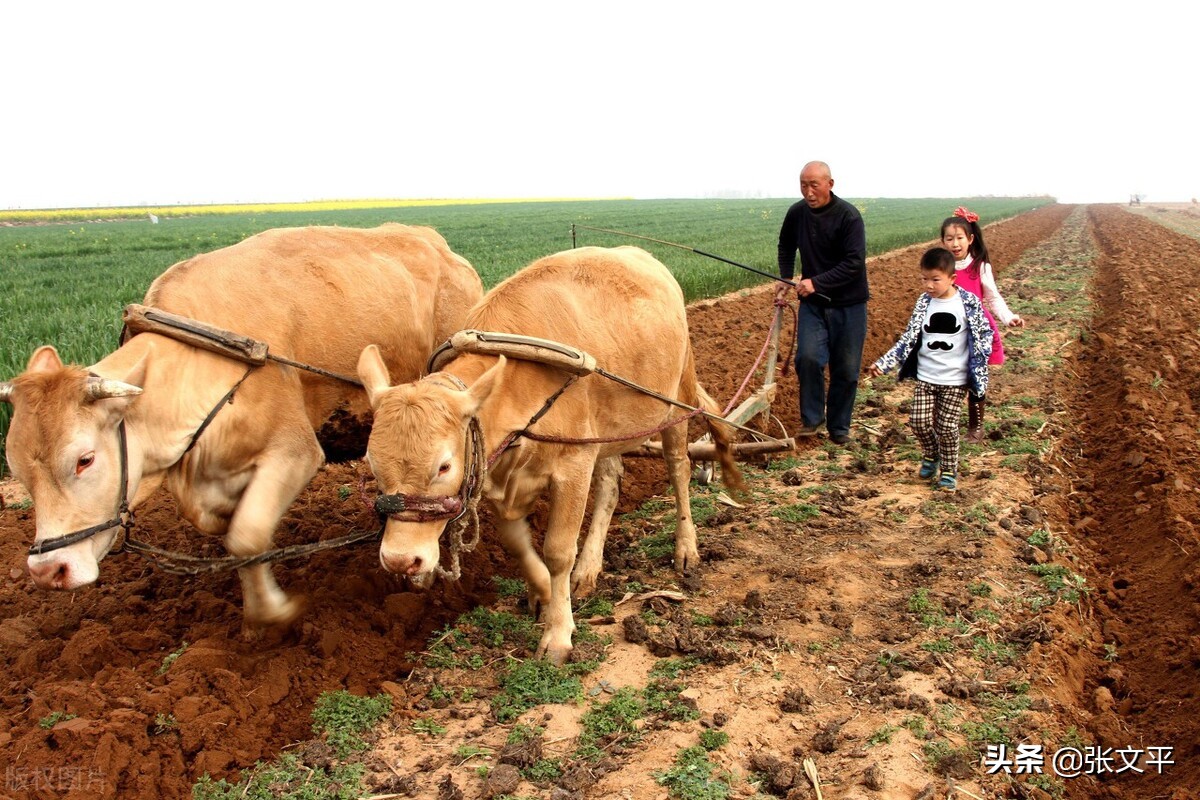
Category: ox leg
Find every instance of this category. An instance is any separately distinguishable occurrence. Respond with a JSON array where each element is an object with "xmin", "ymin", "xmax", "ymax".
[
  {"xmin": 536, "ymin": 460, "xmax": 595, "ymax": 665},
  {"xmin": 496, "ymin": 514, "xmax": 551, "ymax": 617},
  {"xmin": 572, "ymin": 455, "xmax": 623, "ymax": 597},
  {"xmin": 661, "ymin": 422, "xmax": 700, "ymax": 572},
  {"xmin": 227, "ymin": 442, "xmax": 323, "ymax": 627}
]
